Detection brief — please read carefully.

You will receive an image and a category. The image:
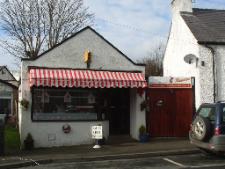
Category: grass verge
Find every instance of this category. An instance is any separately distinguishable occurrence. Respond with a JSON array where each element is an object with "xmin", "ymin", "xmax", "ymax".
[{"xmin": 4, "ymin": 125, "xmax": 21, "ymax": 153}]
